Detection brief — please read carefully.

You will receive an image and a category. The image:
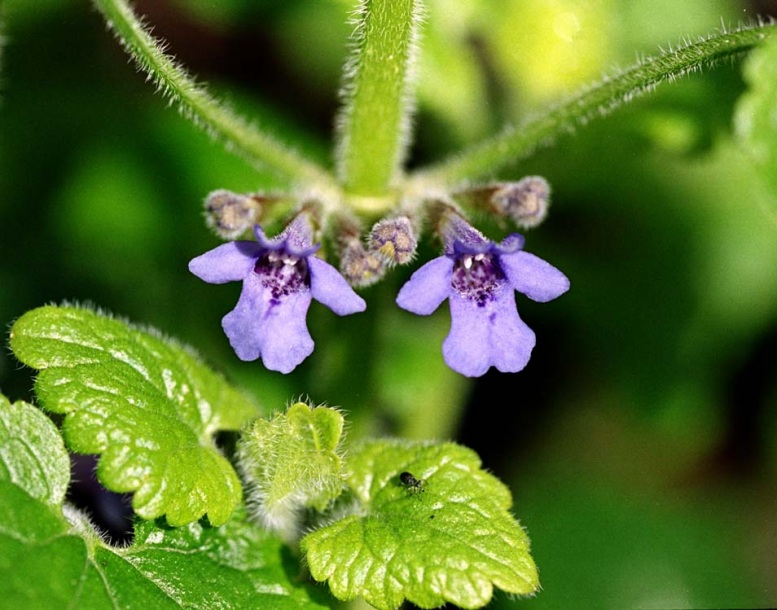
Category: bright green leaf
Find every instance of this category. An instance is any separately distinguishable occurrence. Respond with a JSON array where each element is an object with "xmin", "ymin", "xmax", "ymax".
[
  {"xmin": 735, "ymin": 32, "xmax": 777, "ymax": 199},
  {"xmin": 0, "ymin": 390, "xmax": 330, "ymax": 609},
  {"xmin": 0, "ymin": 395, "xmax": 69, "ymax": 506},
  {"xmin": 9, "ymin": 304, "xmax": 260, "ymax": 526},
  {"xmin": 301, "ymin": 439, "xmax": 539, "ymax": 610},
  {"xmin": 238, "ymin": 402, "xmax": 346, "ymax": 541}
]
